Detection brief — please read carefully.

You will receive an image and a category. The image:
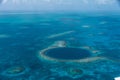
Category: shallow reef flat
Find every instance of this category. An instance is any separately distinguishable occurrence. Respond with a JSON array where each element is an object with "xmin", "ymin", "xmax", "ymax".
[{"xmin": 0, "ymin": 14, "xmax": 120, "ymax": 80}]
